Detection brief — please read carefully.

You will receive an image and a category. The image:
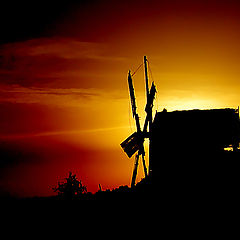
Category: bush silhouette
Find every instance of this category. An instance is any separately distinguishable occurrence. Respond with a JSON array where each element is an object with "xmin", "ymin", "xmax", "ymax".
[{"xmin": 53, "ymin": 172, "xmax": 87, "ymax": 199}]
